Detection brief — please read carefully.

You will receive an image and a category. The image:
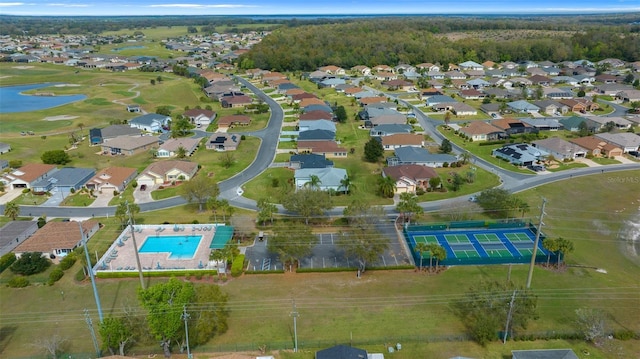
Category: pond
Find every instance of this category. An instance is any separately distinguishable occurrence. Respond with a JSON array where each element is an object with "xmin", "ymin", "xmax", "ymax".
[
  {"xmin": 111, "ymin": 45, "xmax": 146, "ymax": 51},
  {"xmin": 0, "ymin": 83, "xmax": 87, "ymax": 113}
]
